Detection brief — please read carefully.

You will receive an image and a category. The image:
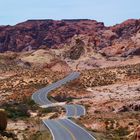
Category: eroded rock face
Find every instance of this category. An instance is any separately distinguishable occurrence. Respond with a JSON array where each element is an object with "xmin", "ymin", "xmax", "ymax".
[
  {"xmin": 116, "ymin": 101, "xmax": 140, "ymax": 112},
  {"xmin": 0, "ymin": 20, "xmax": 105, "ymax": 52},
  {"xmin": 0, "ymin": 19, "xmax": 140, "ymax": 58},
  {"xmin": 0, "ymin": 109, "xmax": 7, "ymax": 131},
  {"xmin": 67, "ymin": 39, "xmax": 85, "ymax": 60},
  {"xmin": 133, "ymin": 125, "xmax": 140, "ymax": 140}
]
